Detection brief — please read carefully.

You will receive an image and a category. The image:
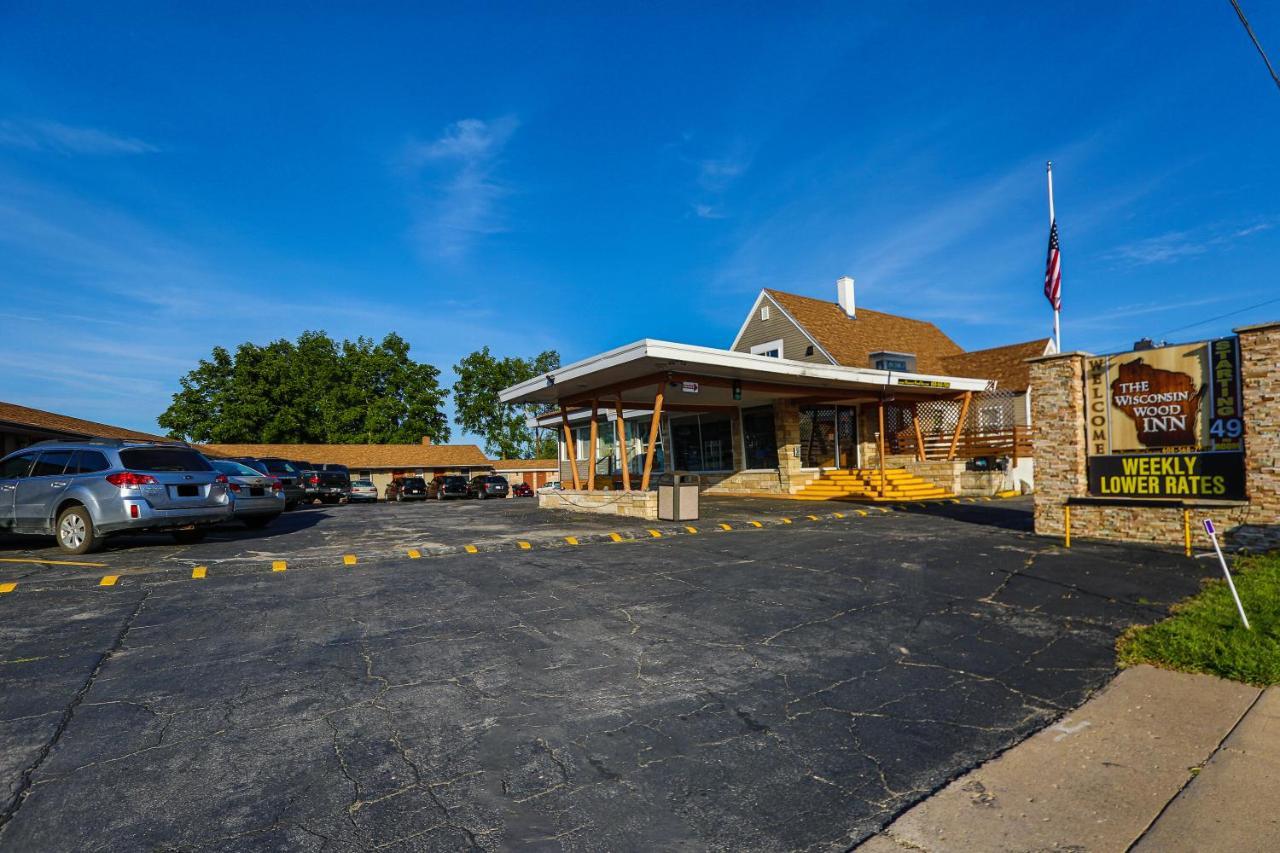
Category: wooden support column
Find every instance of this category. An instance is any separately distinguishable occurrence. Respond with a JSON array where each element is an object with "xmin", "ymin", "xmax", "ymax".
[
  {"xmin": 640, "ymin": 385, "xmax": 665, "ymax": 490},
  {"xmin": 948, "ymin": 391, "xmax": 973, "ymax": 461},
  {"xmin": 560, "ymin": 406, "xmax": 581, "ymax": 490},
  {"xmin": 911, "ymin": 402, "xmax": 926, "ymax": 462},
  {"xmin": 877, "ymin": 398, "xmax": 887, "ymax": 498},
  {"xmin": 587, "ymin": 399, "xmax": 599, "ymax": 491},
  {"xmin": 615, "ymin": 396, "xmax": 631, "ymax": 491}
]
